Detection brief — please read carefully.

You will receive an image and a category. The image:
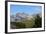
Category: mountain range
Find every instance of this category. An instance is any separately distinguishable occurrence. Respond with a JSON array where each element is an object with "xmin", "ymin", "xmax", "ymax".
[{"xmin": 10, "ymin": 12, "xmax": 41, "ymax": 22}]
